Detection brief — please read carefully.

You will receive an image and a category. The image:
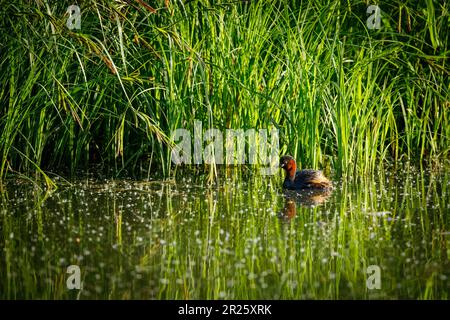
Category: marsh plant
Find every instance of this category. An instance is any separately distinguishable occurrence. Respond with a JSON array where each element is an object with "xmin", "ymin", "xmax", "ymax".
[{"xmin": 0, "ymin": 0, "xmax": 448, "ymax": 184}]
